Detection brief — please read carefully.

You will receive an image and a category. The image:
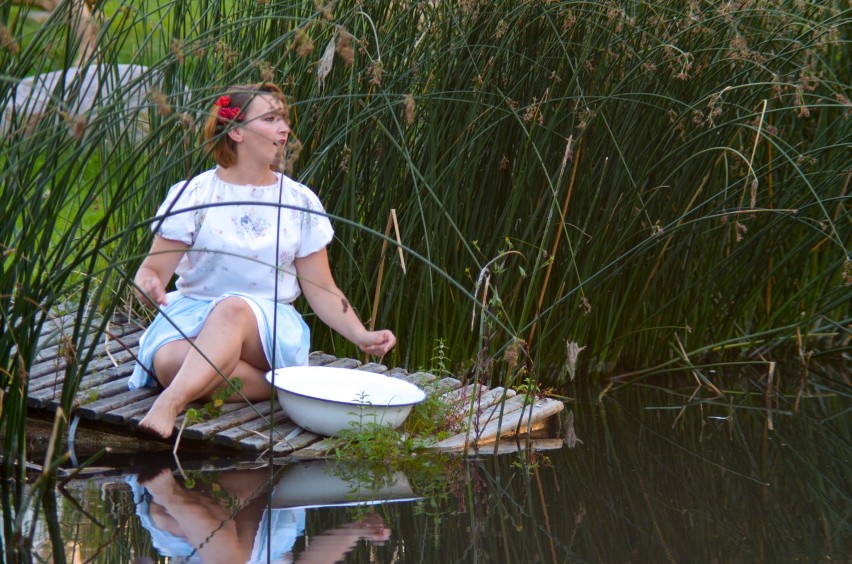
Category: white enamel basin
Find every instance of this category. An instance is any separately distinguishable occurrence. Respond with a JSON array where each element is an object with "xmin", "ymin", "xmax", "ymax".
[
  {"xmin": 270, "ymin": 460, "xmax": 418, "ymax": 509},
  {"xmin": 265, "ymin": 366, "xmax": 426, "ymax": 437}
]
